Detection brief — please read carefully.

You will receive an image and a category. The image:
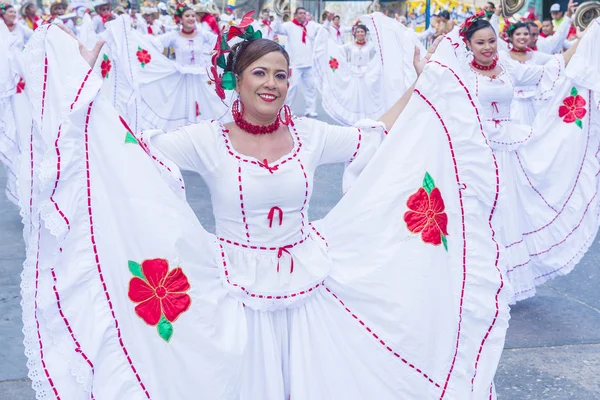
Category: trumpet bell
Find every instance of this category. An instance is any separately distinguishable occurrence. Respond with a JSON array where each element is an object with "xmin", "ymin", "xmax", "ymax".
[
  {"xmin": 502, "ymin": 0, "xmax": 525, "ymax": 18},
  {"xmin": 573, "ymin": 1, "xmax": 600, "ymax": 30}
]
